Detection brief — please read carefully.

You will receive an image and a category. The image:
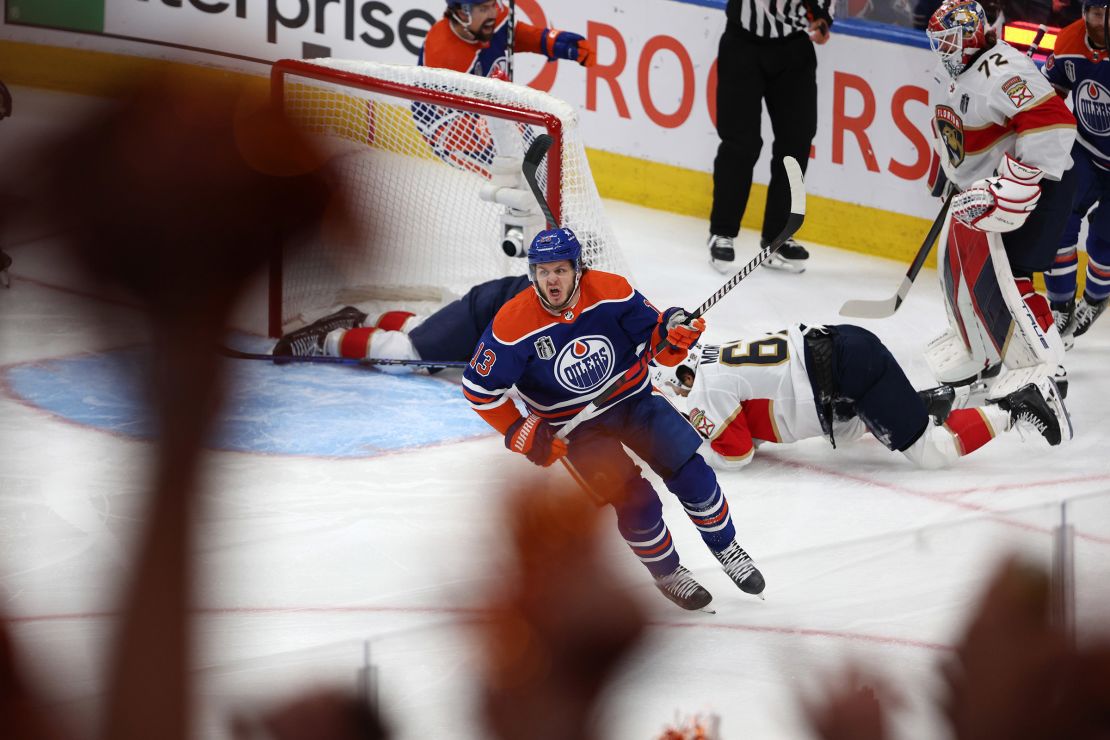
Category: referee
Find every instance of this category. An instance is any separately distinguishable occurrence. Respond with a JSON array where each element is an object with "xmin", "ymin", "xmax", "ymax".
[{"xmin": 707, "ymin": 0, "xmax": 833, "ymax": 275}]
